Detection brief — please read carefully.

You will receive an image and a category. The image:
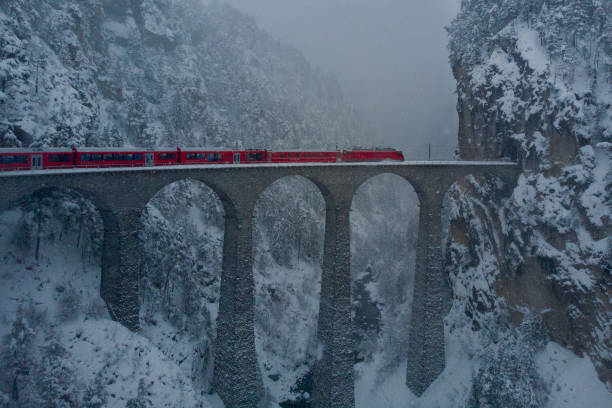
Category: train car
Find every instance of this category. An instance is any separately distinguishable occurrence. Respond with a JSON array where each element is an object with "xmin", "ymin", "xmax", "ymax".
[
  {"xmin": 0, "ymin": 149, "xmax": 32, "ymax": 171},
  {"xmin": 341, "ymin": 148, "xmax": 404, "ymax": 162},
  {"xmin": 152, "ymin": 149, "xmax": 180, "ymax": 166},
  {"xmin": 270, "ymin": 150, "xmax": 338, "ymax": 163},
  {"xmin": 0, "ymin": 146, "xmax": 405, "ymax": 171},
  {"xmin": 180, "ymin": 149, "xmax": 267, "ymax": 165},
  {"xmin": 0, "ymin": 148, "xmax": 78, "ymax": 171},
  {"xmin": 42, "ymin": 148, "xmax": 76, "ymax": 169},
  {"xmin": 241, "ymin": 149, "xmax": 267, "ymax": 163},
  {"xmin": 180, "ymin": 149, "xmax": 231, "ymax": 165},
  {"xmin": 76, "ymin": 147, "xmax": 148, "ymax": 168}
]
